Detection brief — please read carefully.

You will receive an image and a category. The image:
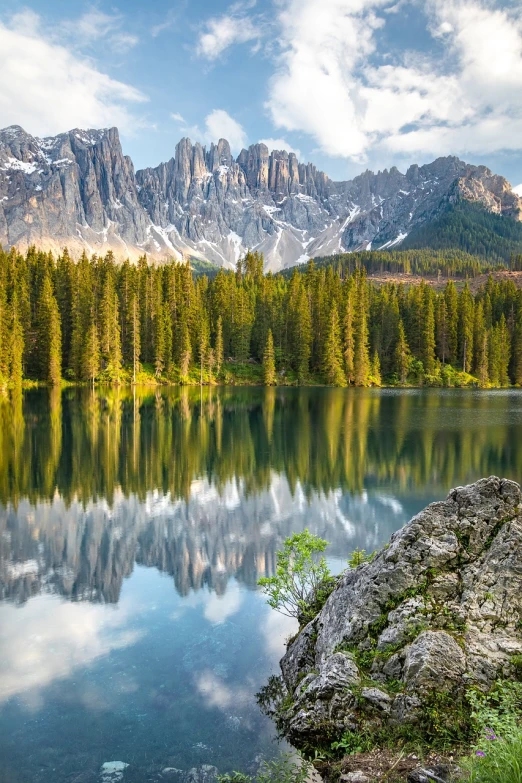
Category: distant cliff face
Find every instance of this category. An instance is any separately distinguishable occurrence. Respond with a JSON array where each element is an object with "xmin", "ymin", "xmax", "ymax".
[{"xmin": 1, "ymin": 124, "xmax": 521, "ymax": 271}]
